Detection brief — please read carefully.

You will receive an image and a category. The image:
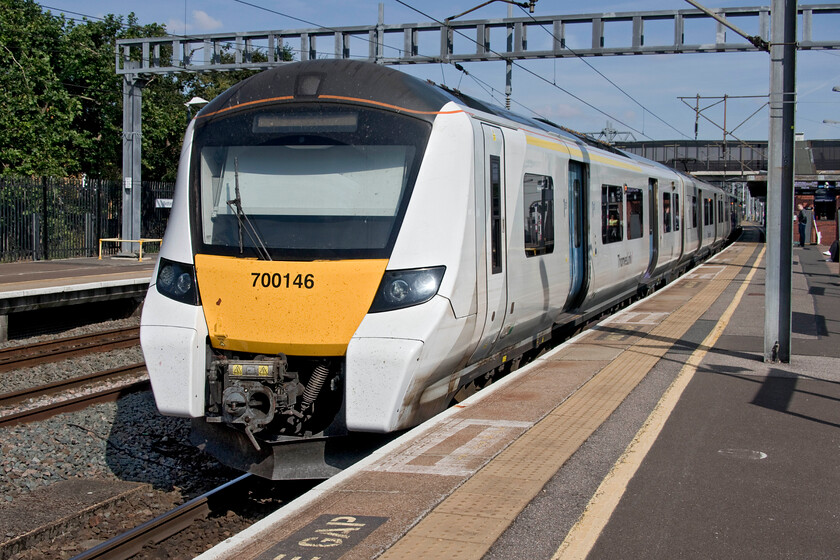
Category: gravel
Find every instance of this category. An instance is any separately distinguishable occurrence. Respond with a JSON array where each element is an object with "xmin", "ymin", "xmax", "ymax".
[
  {"xmin": 0, "ymin": 310, "xmax": 321, "ymax": 559},
  {"xmin": 0, "ymin": 316, "xmax": 238, "ymax": 506},
  {"xmin": 0, "ymin": 392, "xmax": 235, "ymax": 503}
]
